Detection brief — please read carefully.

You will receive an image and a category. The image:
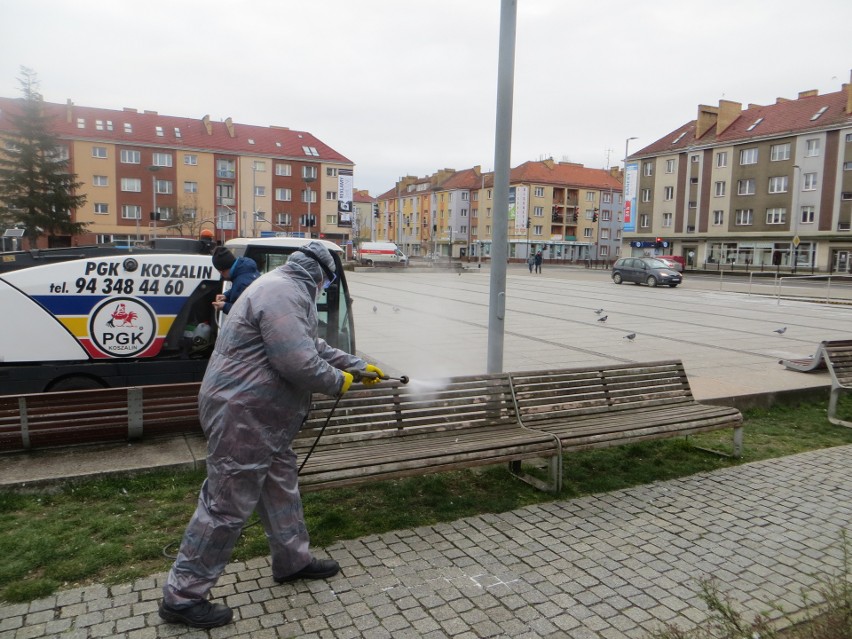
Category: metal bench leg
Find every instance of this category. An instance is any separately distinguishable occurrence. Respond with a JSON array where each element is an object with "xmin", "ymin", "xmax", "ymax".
[
  {"xmin": 732, "ymin": 426, "xmax": 743, "ymax": 458},
  {"xmin": 827, "ymin": 387, "xmax": 852, "ymax": 428},
  {"xmin": 508, "ymin": 454, "xmax": 562, "ymax": 493},
  {"xmin": 689, "ymin": 424, "xmax": 744, "ymax": 458}
]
